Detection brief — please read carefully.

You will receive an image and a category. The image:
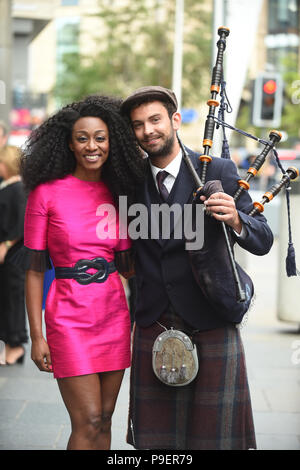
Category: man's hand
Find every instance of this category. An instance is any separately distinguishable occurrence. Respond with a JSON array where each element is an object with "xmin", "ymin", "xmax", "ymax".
[{"xmin": 200, "ymin": 192, "xmax": 242, "ymax": 234}]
